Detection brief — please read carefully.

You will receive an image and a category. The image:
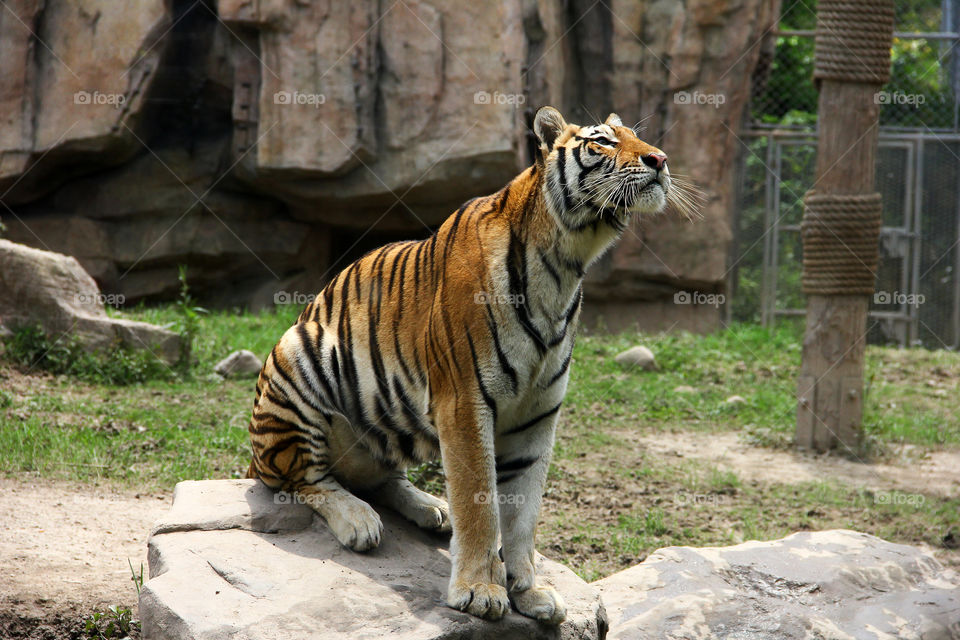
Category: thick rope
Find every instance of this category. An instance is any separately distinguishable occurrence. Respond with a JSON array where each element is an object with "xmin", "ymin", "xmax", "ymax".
[
  {"xmin": 814, "ymin": 0, "xmax": 895, "ymax": 84},
  {"xmin": 801, "ymin": 192, "xmax": 883, "ymax": 295}
]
